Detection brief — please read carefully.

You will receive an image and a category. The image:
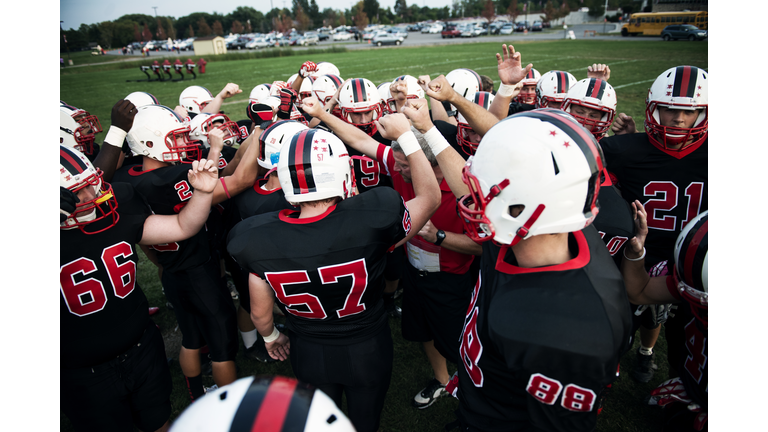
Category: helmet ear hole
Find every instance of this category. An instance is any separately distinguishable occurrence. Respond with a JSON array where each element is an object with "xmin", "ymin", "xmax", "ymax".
[
  {"xmin": 146, "ymin": 141, "xmax": 154, "ymax": 148},
  {"xmin": 508, "ymin": 205, "xmax": 525, "ymax": 218}
]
